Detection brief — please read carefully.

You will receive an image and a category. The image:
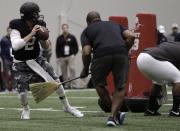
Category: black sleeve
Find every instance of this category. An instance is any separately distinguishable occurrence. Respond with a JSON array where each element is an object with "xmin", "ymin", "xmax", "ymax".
[
  {"xmin": 56, "ymin": 37, "xmax": 60, "ymax": 58},
  {"xmin": 0, "ymin": 38, "xmax": 2, "ymax": 48},
  {"xmin": 119, "ymin": 24, "xmax": 127, "ymax": 39},
  {"xmin": 0, "ymin": 37, "xmax": 6, "ymax": 58},
  {"xmin": 81, "ymin": 29, "xmax": 91, "ymax": 47},
  {"xmin": 9, "ymin": 19, "xmax": 20, "ymax": 30},
  {"xmin": 119, "ymin": 24, "xmax": 127, "ymax": 32},
  {"xmin": 72, "ymin": 35, "xmax": 79, "ymax": 55}
]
